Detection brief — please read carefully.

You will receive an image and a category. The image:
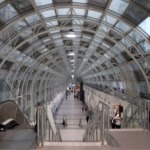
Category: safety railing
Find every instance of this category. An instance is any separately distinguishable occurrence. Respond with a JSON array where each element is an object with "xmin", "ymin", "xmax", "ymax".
[
  {"xmin": 123, "ymin": 97, "xmax": 150, "ymax": 130},
  {"xmin": 83, "ymin": 101, "xmax": 110, "ymax": 145},
  {"xmin": 36, "ymin": 104, "xmax": 62, "ymax": 147}
]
